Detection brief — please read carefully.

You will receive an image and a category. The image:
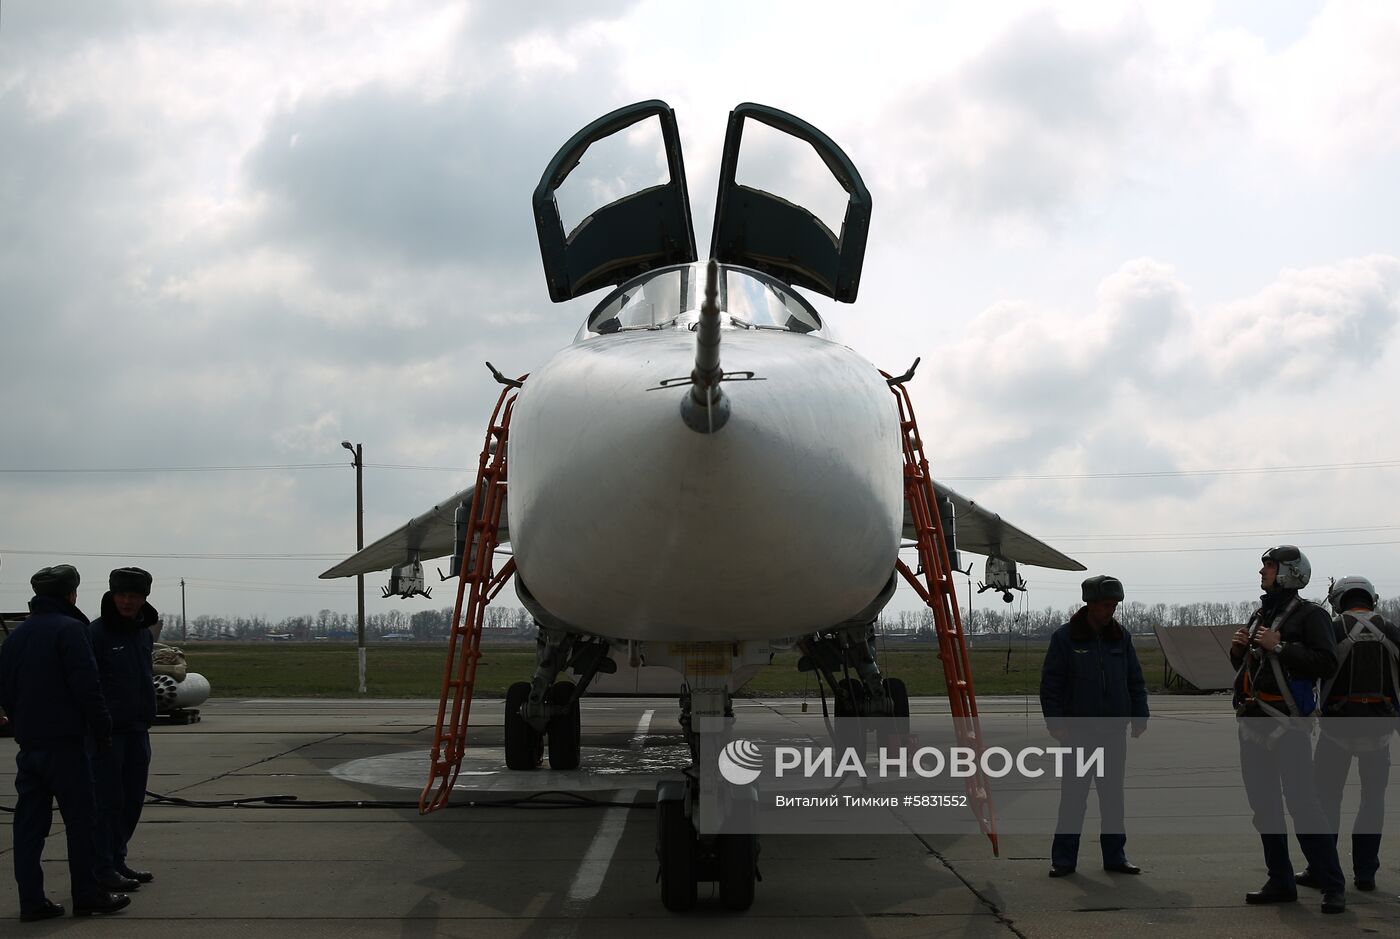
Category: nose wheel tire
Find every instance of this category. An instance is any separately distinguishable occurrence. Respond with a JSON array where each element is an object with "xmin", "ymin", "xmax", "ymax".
[
  {"xmin": 657, "ymin": 797, "xmax": 698, "ymax": 911},
  {"xmin": 717, "ymin": 831, "xmax": 758, "ymax": 910}
]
